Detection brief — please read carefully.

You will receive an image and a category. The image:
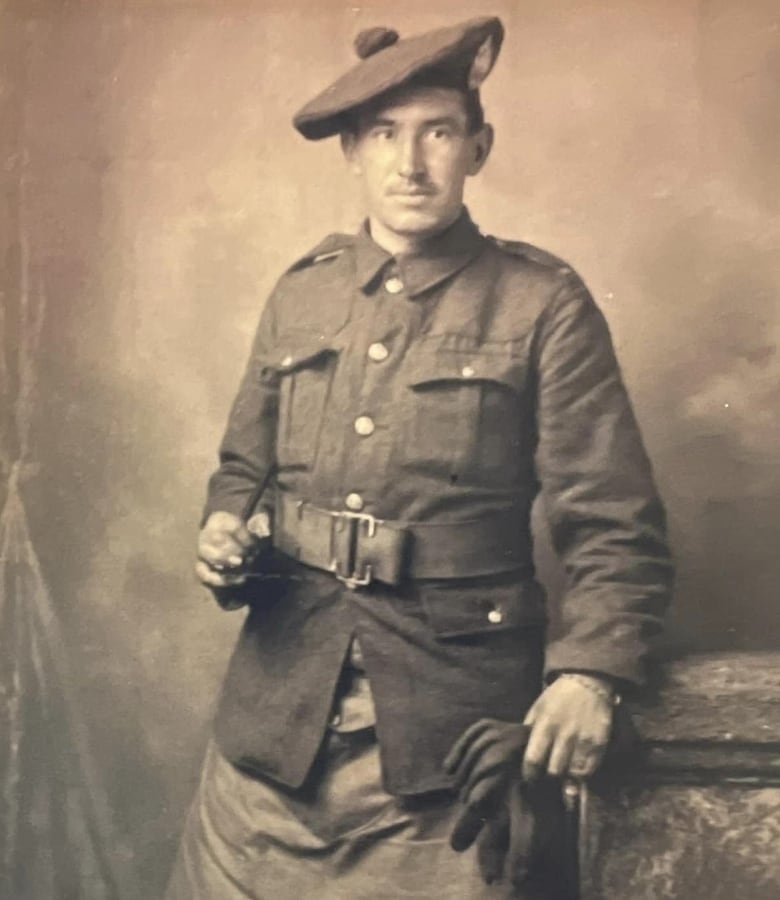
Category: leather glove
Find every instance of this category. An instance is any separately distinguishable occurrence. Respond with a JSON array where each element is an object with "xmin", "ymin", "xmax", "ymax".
[{"xmin": 444, "ymin": 719, "xmax": 536, "ymax": 887}]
